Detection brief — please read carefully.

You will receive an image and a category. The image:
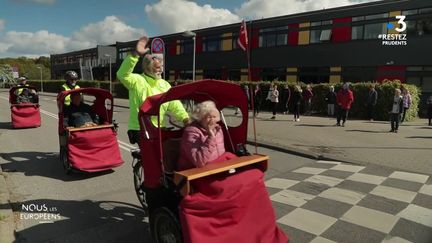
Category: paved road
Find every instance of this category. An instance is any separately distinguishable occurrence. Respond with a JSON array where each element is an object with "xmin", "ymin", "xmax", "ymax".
[{"xmin": 1, "ymin": 90, "xmax": 431, "ymax": 243}]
